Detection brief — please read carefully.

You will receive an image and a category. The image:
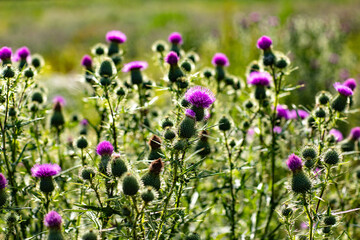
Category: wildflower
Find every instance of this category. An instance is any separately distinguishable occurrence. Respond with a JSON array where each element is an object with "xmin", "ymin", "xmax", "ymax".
[
  {"xmin": 185, "ymin": 109, "xmax": 196, "ymax": 119},
  {"xmin": 286, "ymin": 154, "xmax": 311, "ymax": 194},
  {"xmin": 53, "ymin": 96, "xmax": 66, "ymax": 106},
  {"xmin": 0, "ymin": 47, "xmax": 12, "ymax": 65},
  {"xmin": 15, "ymin": 46, "xmax": 30, "ymax": 60},
  {"xmin": 247, "ymin": 71, "xmax": 271, "ymax": 100},
  {"xmin": 350, "ymin": 127, "xmax": 360, "ymax": 141},
  {"xmin": 31, "ymin": 163, "xmax": 61, "ymax": 193},
  {"xmin": 81, "ymin": 55, "xmax": 93, "ymax": 69},
  {"xmin": 106, "ymin": 30, "xmax": 127, "ymax": 44},
  {"xmin": 44, "ymin": 211, "xmax": 64, "ymax": 240},
  {"xmin": 211, "ymin": 53, "xmax": 229, "ymax": 67},
  {"xmin": 0, "ymin": 173, "xmax": 7, "ymax": 207},
  {"xmin": 96, "ymin": 141, "xmax": 113, "ymax": 157},
  {"xmin": 106, "ymin": 30, "xmax": 126, "ymax": 56},
  {"xmin": 122, "ymin": 61, "xmax": 148, "ymax": 85},
  {"xmin": 273, "ymin": 126, "xmax": 282, "ymax": 134},
  {"xmin": 257, "ymin": 35, "xmax": 272, "ymax": 50},
  {"xmin": 343, "ymin": 78, "xmax": 357, "ymax": 91},
  {"xmin": 165, "ymin": 51, "xmax": 184, "ymax": 83},
  {"xmin": 168, "ymin": 32, "xmax": 183, "ymax": 55},
  {"xmin": 212, "ymin": 53, "xmax": 229, "ymax": 84},
  {"xmin": 276, "ymin": 105, "xmax": 290, "ymax": 119},
  {"xmin": 289, "ymin": 109, "xmax": 309, "ymax": 120},
  {"xmin": 96, "ymin": 141, "xmax": 114, "ymax": 174},
  {"xmin": 329, "ymin": 129, "xmax": 343, "ymax": 142},
  {"xmin": 184, "ymin": 86, "xmax": 216, "ymax": 109},
  {"xmin": 331, "ymin": 82, "xmax": 353, "ymax": 112}
]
